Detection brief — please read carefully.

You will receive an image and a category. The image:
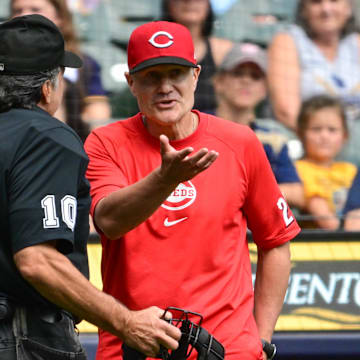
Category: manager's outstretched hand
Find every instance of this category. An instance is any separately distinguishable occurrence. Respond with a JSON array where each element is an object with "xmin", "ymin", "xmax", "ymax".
[{"xmin": 159, "ymin": 134, "xmax": 219, "ymax": 185}]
